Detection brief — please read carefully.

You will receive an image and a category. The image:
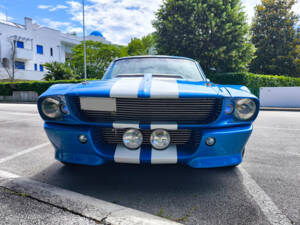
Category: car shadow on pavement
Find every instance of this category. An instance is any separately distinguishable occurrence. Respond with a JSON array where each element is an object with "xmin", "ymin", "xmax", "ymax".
[{"xmin": 31, "ymin": 163, "xmax": 268, "ymax": 225}]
